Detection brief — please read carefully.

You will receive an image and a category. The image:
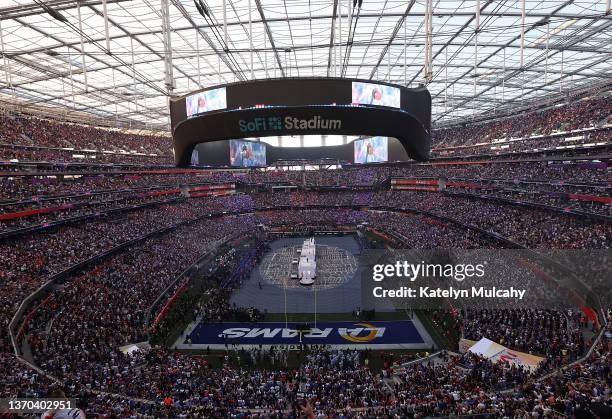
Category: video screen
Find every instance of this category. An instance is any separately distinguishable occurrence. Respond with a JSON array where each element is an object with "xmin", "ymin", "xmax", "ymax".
[
  {"xmin": 354, "ymin": 137, "xmax": 388, "ymax": 164},
  {"xmin": 190, "ymin": 149, "xmax": 199, "ymax": 166},
  {"xmin": 351, "ymin": 82, "xmax": 401, "ymax": 108},
  {"xmin": 185, "ymin": 87, "xmax": 227, "ymax": 117},
  {"xmin": 229, "ymin": 140, "xmax": 266, "ymax": 167}
]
